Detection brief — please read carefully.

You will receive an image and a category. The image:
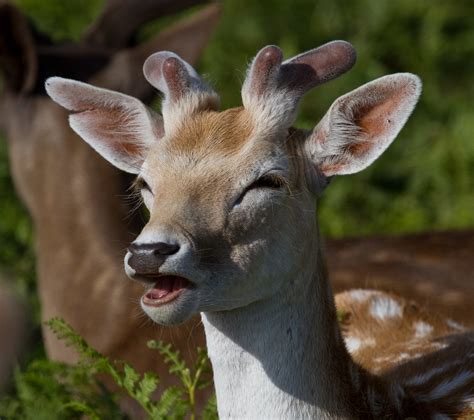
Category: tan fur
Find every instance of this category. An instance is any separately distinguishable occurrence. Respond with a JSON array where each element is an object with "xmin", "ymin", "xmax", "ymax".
[{"xmin": 165, "ymin": 107, "xmax": 254, "ymax": 156}]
